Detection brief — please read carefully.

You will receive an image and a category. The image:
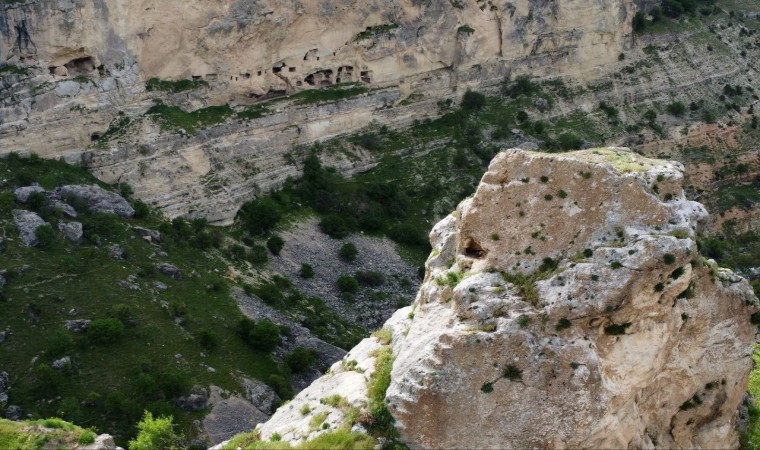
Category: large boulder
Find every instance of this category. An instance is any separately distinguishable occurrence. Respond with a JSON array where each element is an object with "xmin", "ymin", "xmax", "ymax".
[
  {"xmin": 5, "ymin": 405, "xmax": 22, "ymax": 420},
  {"xmin": 384, "ymin": 148, "xmax": 758, "ymax": 449},
  {"xmin": 13, "ymin": 184, "xmax": 46, "ymax": 203},
  {"xmin": 57, "ymin": 185, "xmax": 134, "ymax": 218},
  {"xmin": 12, "ymin": 210, "xmax": 48, "ymax": 246},
  {"xmin": 253, "ymin": 148, "xmax": 759, "ymax": 450},
  {"xmin": 58, "ymin": 221, "xmax": 83, "ymax": 243},
  {"xmin": 156, "ymin": 263, "xmax": 182, "ymax": 280}
]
